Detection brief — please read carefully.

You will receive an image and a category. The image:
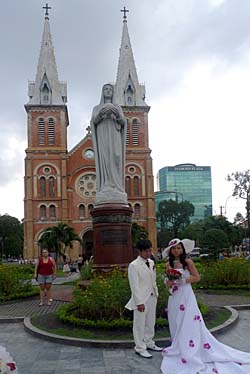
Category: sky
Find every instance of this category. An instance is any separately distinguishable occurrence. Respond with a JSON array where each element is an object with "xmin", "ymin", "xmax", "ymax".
[{"xmin": 0, "ymin": 0, "xmax": 249, "ymax": 223}]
